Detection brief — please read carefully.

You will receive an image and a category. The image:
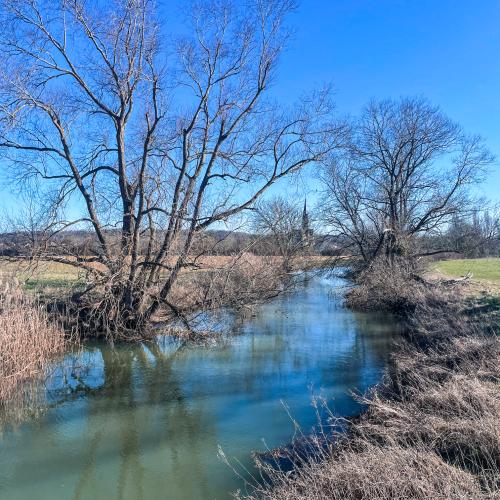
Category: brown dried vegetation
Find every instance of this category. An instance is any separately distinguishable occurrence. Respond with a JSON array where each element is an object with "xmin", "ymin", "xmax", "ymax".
[{"xmin": 0, "ymin": 280, "xmax": 68, "ymax": 406}]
